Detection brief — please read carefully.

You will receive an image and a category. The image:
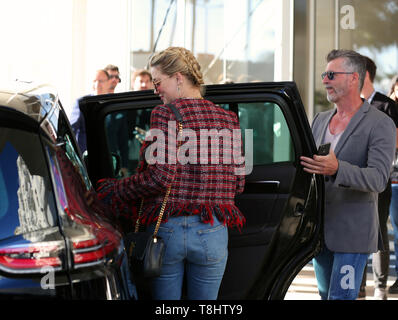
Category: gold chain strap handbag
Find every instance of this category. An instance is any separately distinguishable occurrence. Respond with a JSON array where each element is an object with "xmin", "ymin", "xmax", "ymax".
[{"xmin": 125, "ymin": 104, "xmax": 183, "ymax": 278}]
